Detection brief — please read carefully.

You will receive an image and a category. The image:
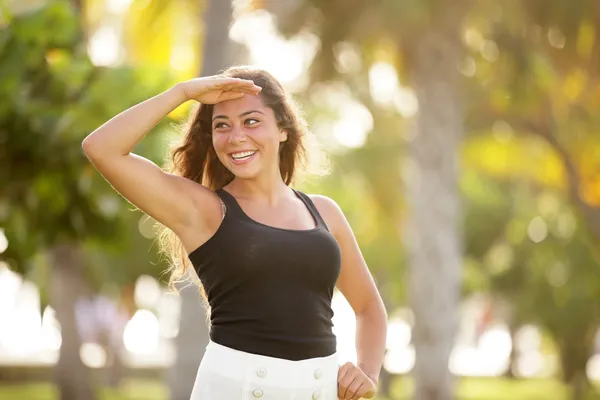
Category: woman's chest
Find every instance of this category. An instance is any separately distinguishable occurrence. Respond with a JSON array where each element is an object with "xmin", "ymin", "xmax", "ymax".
[{"xmin": 203, "ymin": 223, "xmax": 342, "ymax": 286}]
